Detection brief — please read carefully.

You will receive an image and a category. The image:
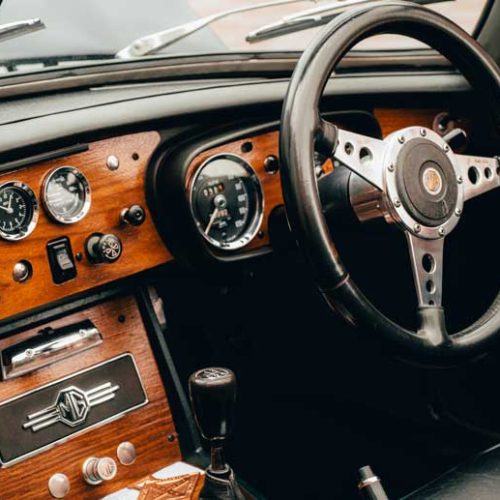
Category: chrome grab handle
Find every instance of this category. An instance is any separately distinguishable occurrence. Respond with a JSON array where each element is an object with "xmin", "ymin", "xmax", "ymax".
[{"xmin": 1, "ymin": 320, "xmax": 102, "ymax": 380}]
